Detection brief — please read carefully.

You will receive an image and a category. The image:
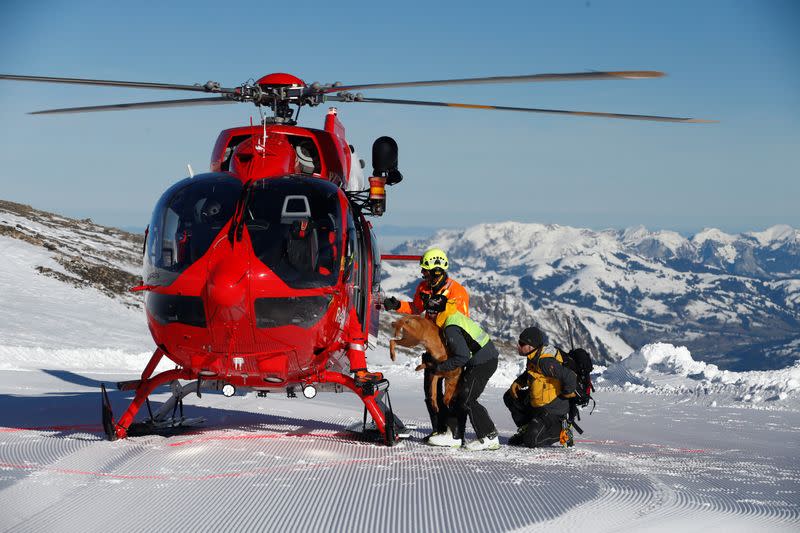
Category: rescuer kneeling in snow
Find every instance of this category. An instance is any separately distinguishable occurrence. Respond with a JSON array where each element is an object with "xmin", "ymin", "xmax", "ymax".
[
  {"xmin": 383, "ymin": 248, "xmax": 470, "ymax": 442},
  {"xmin": 505, "ymin": 326, "xmax": 578, "ymax": 447},
  {"xmin": 423, "ymin": 294, "xmax": 500, "ymax": 451}
]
